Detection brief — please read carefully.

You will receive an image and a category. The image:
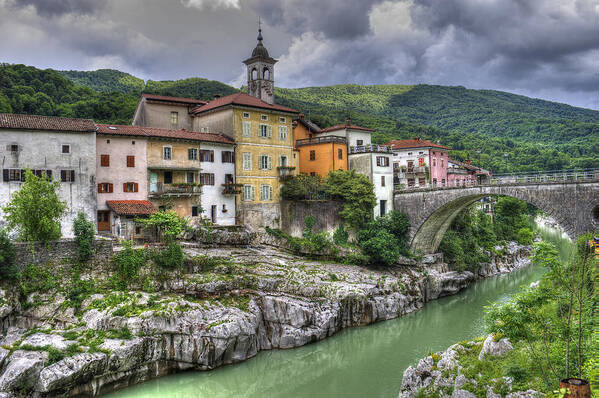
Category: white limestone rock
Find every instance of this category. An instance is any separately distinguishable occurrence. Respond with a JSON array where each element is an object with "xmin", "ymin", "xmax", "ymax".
[
  {"xmin": 0, "ymin": 350, "xmax": 46, "ymax": 392},
  {"xmin": 20, "ymin": 333, "xmax": 76, "ymax": 351},
  {"xmin": 34, "ymin": 353, "xmax": 107, "ymax": 393},
  {"xmin": 478, "ymin": 334, "xmax": 513, "ymax": 360},
  {"xmin": 452, "ymin": 389, "xmax": 476, "ymax": 398}
]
